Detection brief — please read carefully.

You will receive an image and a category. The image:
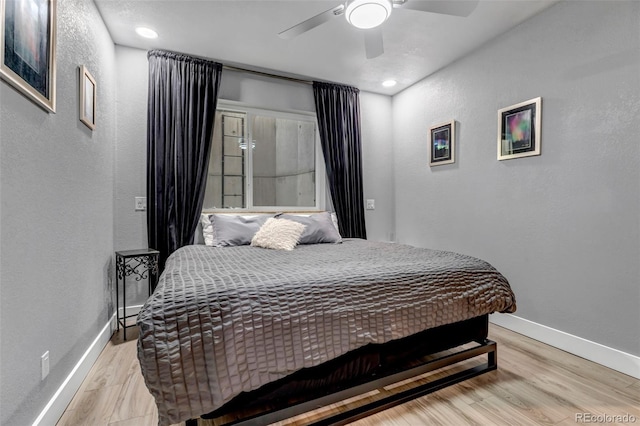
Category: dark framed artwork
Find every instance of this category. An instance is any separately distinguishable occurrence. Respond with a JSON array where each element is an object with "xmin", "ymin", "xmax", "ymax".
[
  {"xmin": 429, "ymin": 120, "xmax": 455, "ymax": 166},
  {"xmin": 79, "ymin": 65, "xmax": 96, "ymax": 130},
  {"xmin": 497, "ymin": 97, "xmax": 541, "ymax": 161},
  {"xmin": 0, "ymin": 0, "xmax": 57, "ymax": 112}
]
